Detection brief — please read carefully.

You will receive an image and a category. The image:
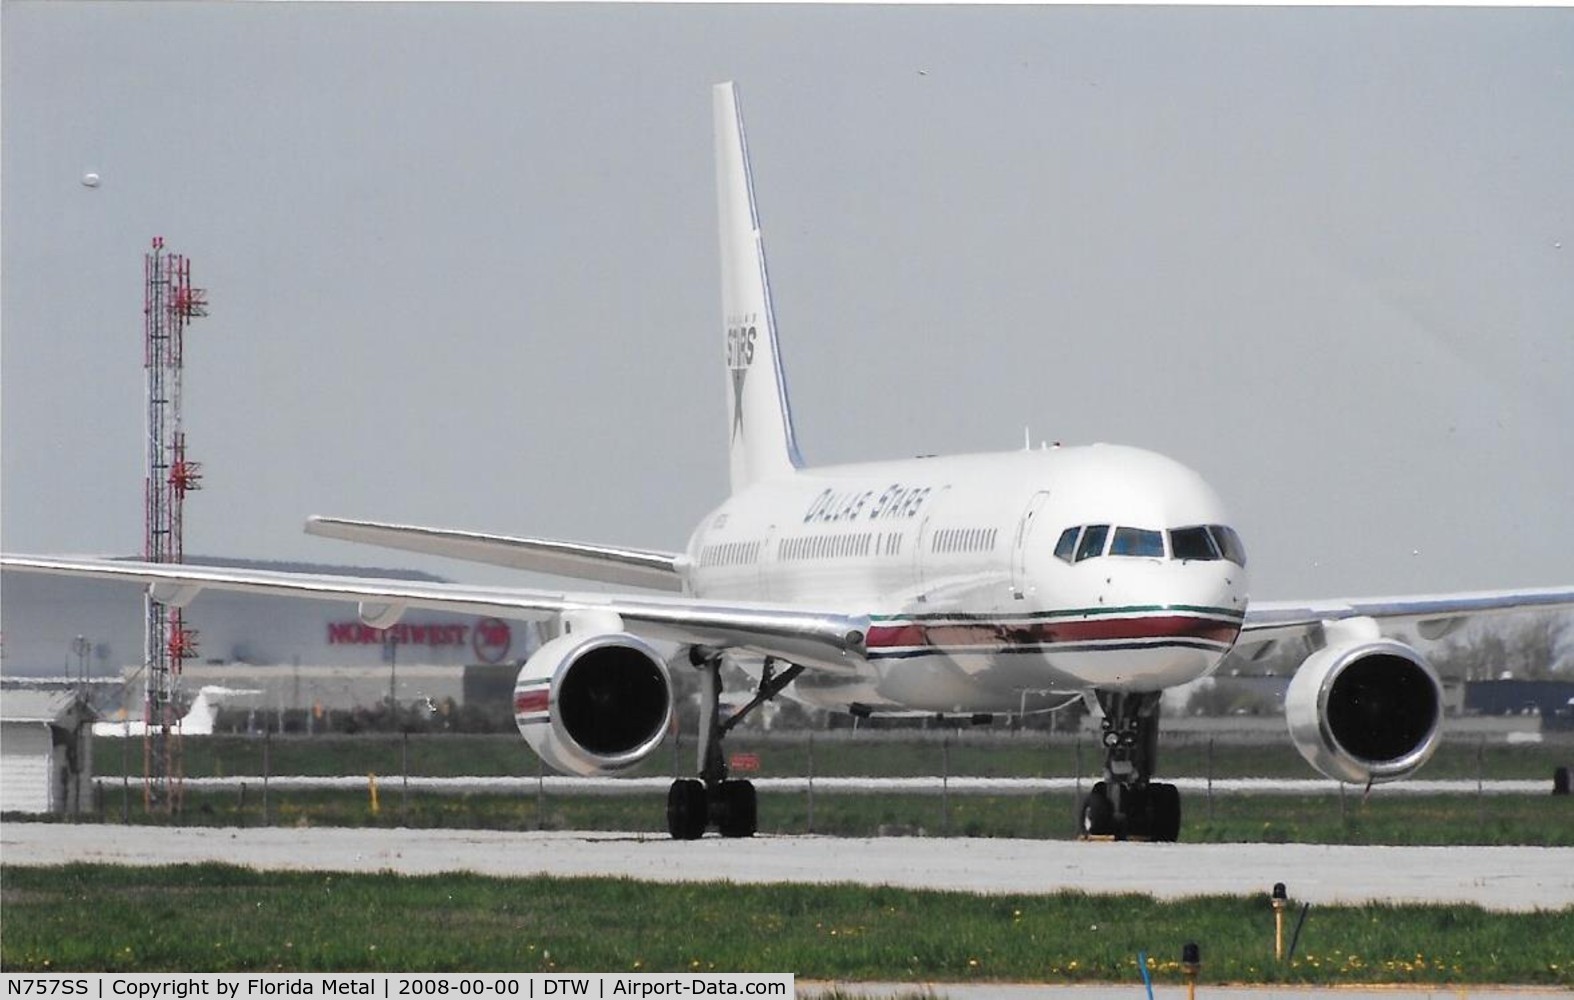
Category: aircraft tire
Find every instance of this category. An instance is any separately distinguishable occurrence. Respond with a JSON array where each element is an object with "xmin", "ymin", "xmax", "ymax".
[
  {"xmin": 716, "ymin": 779, "xmax": 758, "ymax": 838},
  {"xmin": 666, "ymin": 778, "xmax": 708, "ymax": 840},
  {"xmin": 1079, "ymin": 782, "xmax": 1114, "ymax": 838},
  {"xmin": 1148, "ymin": 782, "xmax": 1182, "ymax": 842}
]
